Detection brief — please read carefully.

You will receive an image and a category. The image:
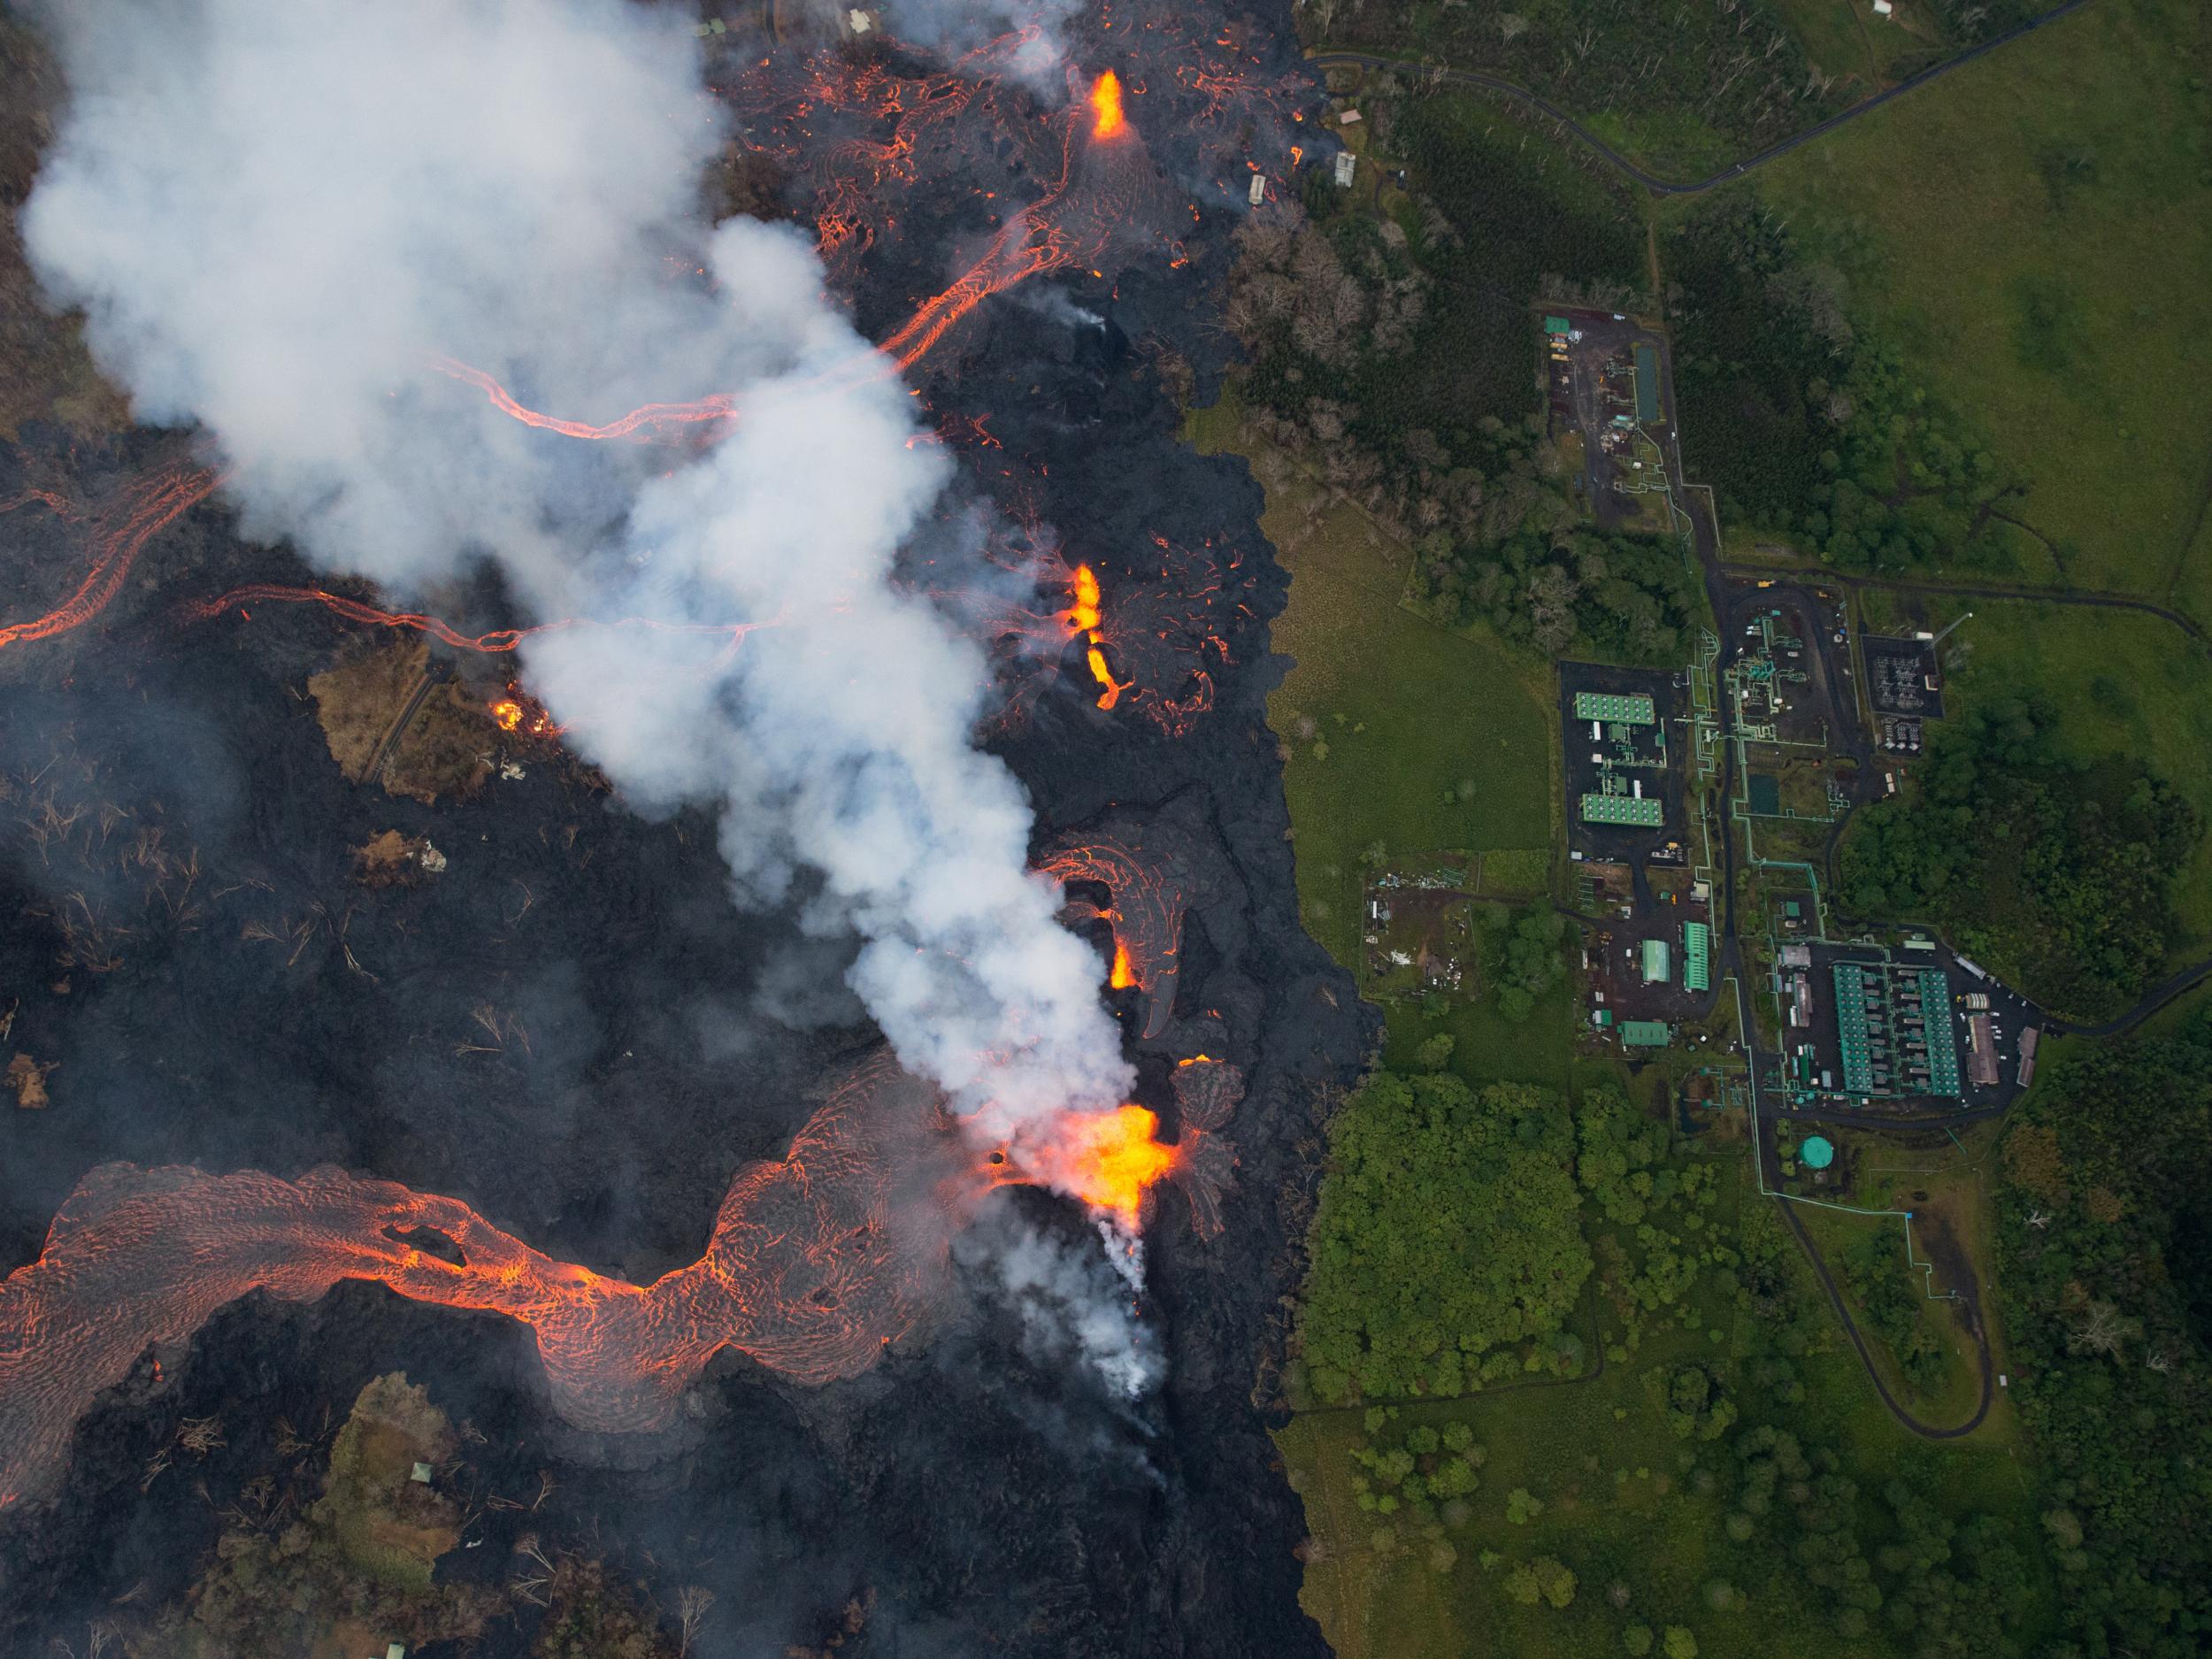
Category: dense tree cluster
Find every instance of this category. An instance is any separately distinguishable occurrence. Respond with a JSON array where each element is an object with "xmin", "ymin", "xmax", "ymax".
[
  {"xmin": 1838, "ymin": 693, "xmax": 2200, "ymax": 1018},
  {"xmin": 1714, "ymin": 1427, "xmax": 2042, "ymax": 1650},
  {"xmin": 1994, "ymin": 1017, "xmax": 2212, "ymax": 1656},
  {"xmin": 1490, "ymin": 903, "xmax": 1568, "ymax": 1020},
  {"xmin": 1576, "ymin": 1087, "xmax": 1671, "ymax": 1225},
  {"xmin": 1302, "ymin": 0, "xmax": 1848, "ymax": 153},
  {"xmin": 1663, "ymin": 1364, "xmax": 1740, "ymax": 1442},
  {"xmin": 1295, "ymin": 1071, "xmax": 1593, "ymax": 1402},
  {"xmin": 1840, "ymin": 1228, "xmax": 1951, "ymax": 1396},
  {"xmin": 1348, "ymin": 1411, "xmax": 1487, "ymax": 1522},
  {"xmin": 1667, "ymin": 198, "xmax": 2024, "ymax": 575},
  {"xmin": 1406, "ymin": 524, "xmax": 1704, "ymax": 664}
]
